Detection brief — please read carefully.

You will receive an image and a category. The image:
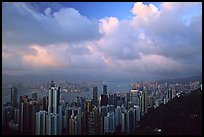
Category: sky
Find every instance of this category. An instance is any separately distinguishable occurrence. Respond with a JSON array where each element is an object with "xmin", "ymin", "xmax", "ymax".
[{"xmin": 2, "ymin": 2, "xmax": 202, "ymax": 82}]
